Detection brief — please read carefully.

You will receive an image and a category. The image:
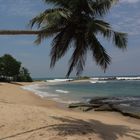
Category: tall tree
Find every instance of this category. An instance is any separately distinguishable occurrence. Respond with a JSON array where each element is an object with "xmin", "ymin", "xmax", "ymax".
[
  {"xmin": 0, "ymin": 54, "xmax": 33, "ymax": 82},
  {"xmin": 0, "ymin": 54, "xmax": 21, "ymax": 81},
  {"xmin": 0, "ymin": 57, "xmax": 4, "ymax": 78},
  {"xmin": 30, "ymin": 0, "xmax": 127, "ymax": 77},
  {"xmin": 18, "ymin": 67, "xmax": 33, "ymax": 82}
]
